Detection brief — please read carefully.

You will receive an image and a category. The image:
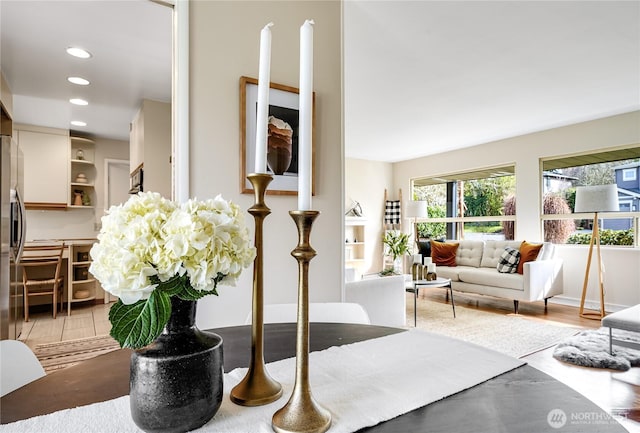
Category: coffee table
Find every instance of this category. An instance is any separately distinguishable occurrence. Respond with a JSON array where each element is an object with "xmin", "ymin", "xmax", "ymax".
[{"xmin": 406, "ymin": 277, "xmax": 454, "ymax": 326}]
